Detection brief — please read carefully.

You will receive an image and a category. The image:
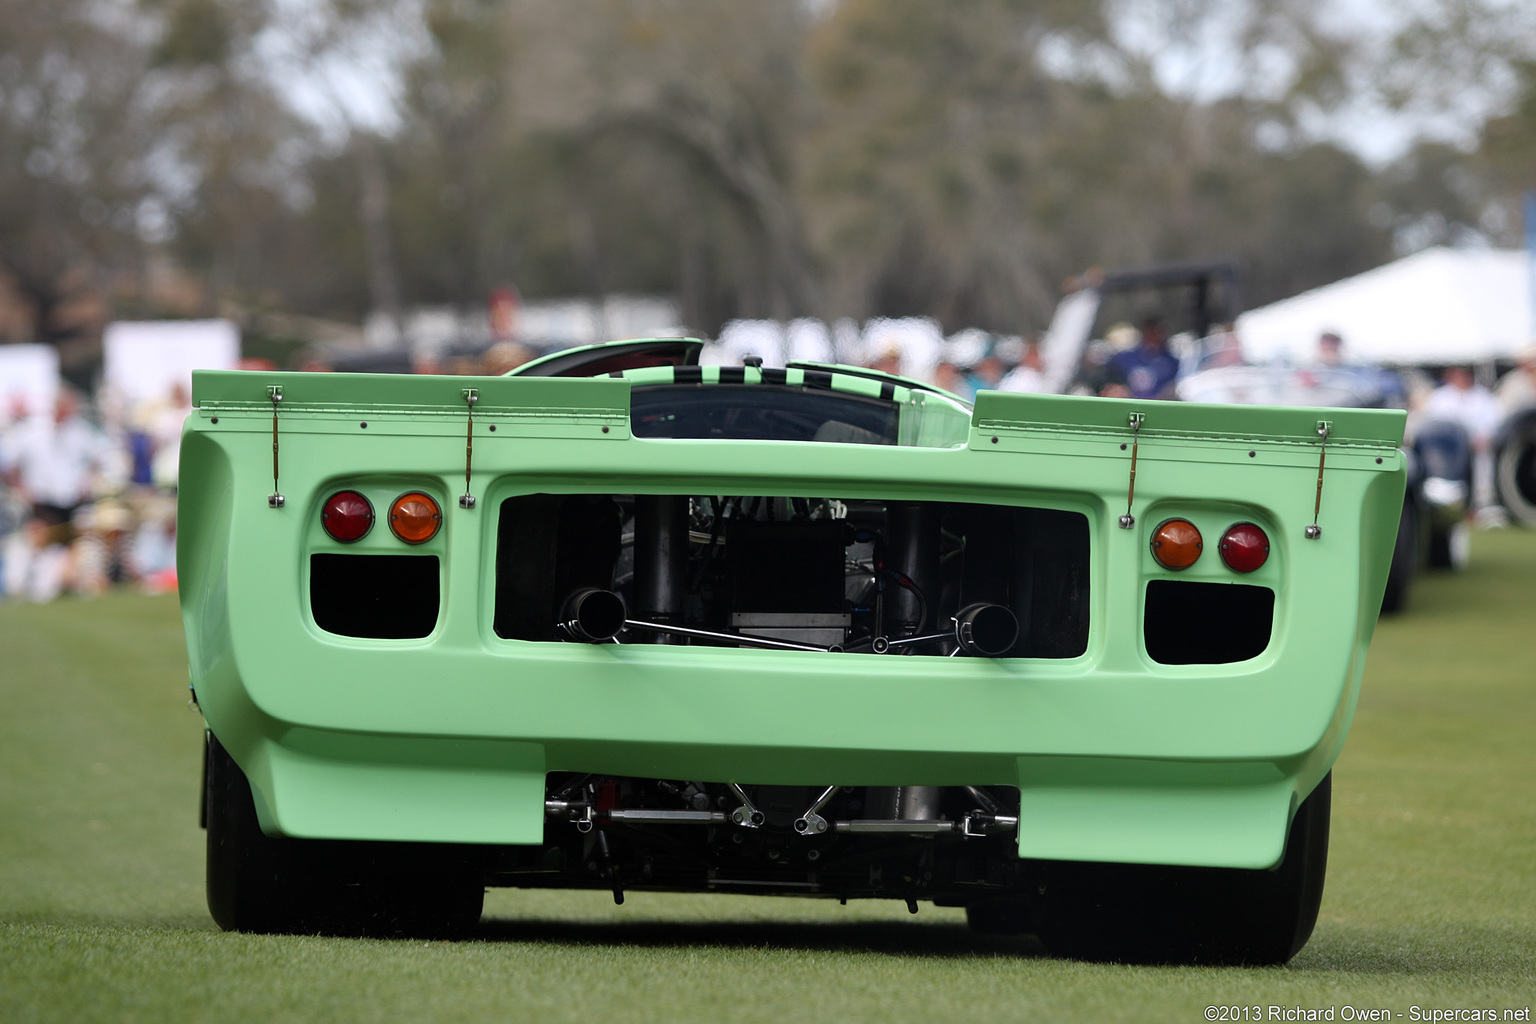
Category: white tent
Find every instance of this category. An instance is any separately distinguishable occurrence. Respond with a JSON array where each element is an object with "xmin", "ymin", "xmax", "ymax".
[{"xmin": 1236, "ymin": 247, "xmax": 1535, "ymax": 365}]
